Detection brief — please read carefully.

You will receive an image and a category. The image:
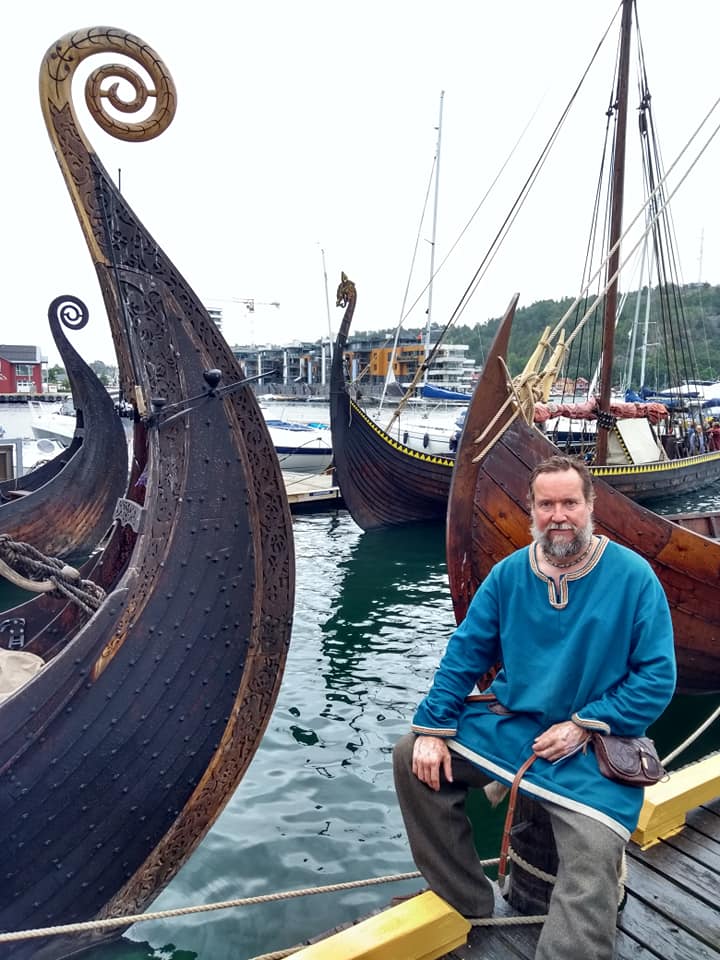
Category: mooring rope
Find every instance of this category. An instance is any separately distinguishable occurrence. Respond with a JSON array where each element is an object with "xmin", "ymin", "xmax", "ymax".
[
  {"xmin": 0, "ymin": 872, "xmax": 424, "ymax": 944},
  {"xmin": 0, "ymin": 858, "xmax": 550, "ymax": 949},
  {"xmin": 662, "ymin": 707, "xmax": 720, "ymax": 767},
  {"xmin": 0, "ymin": 535, "xmax": 104, "ymax": 614}
]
